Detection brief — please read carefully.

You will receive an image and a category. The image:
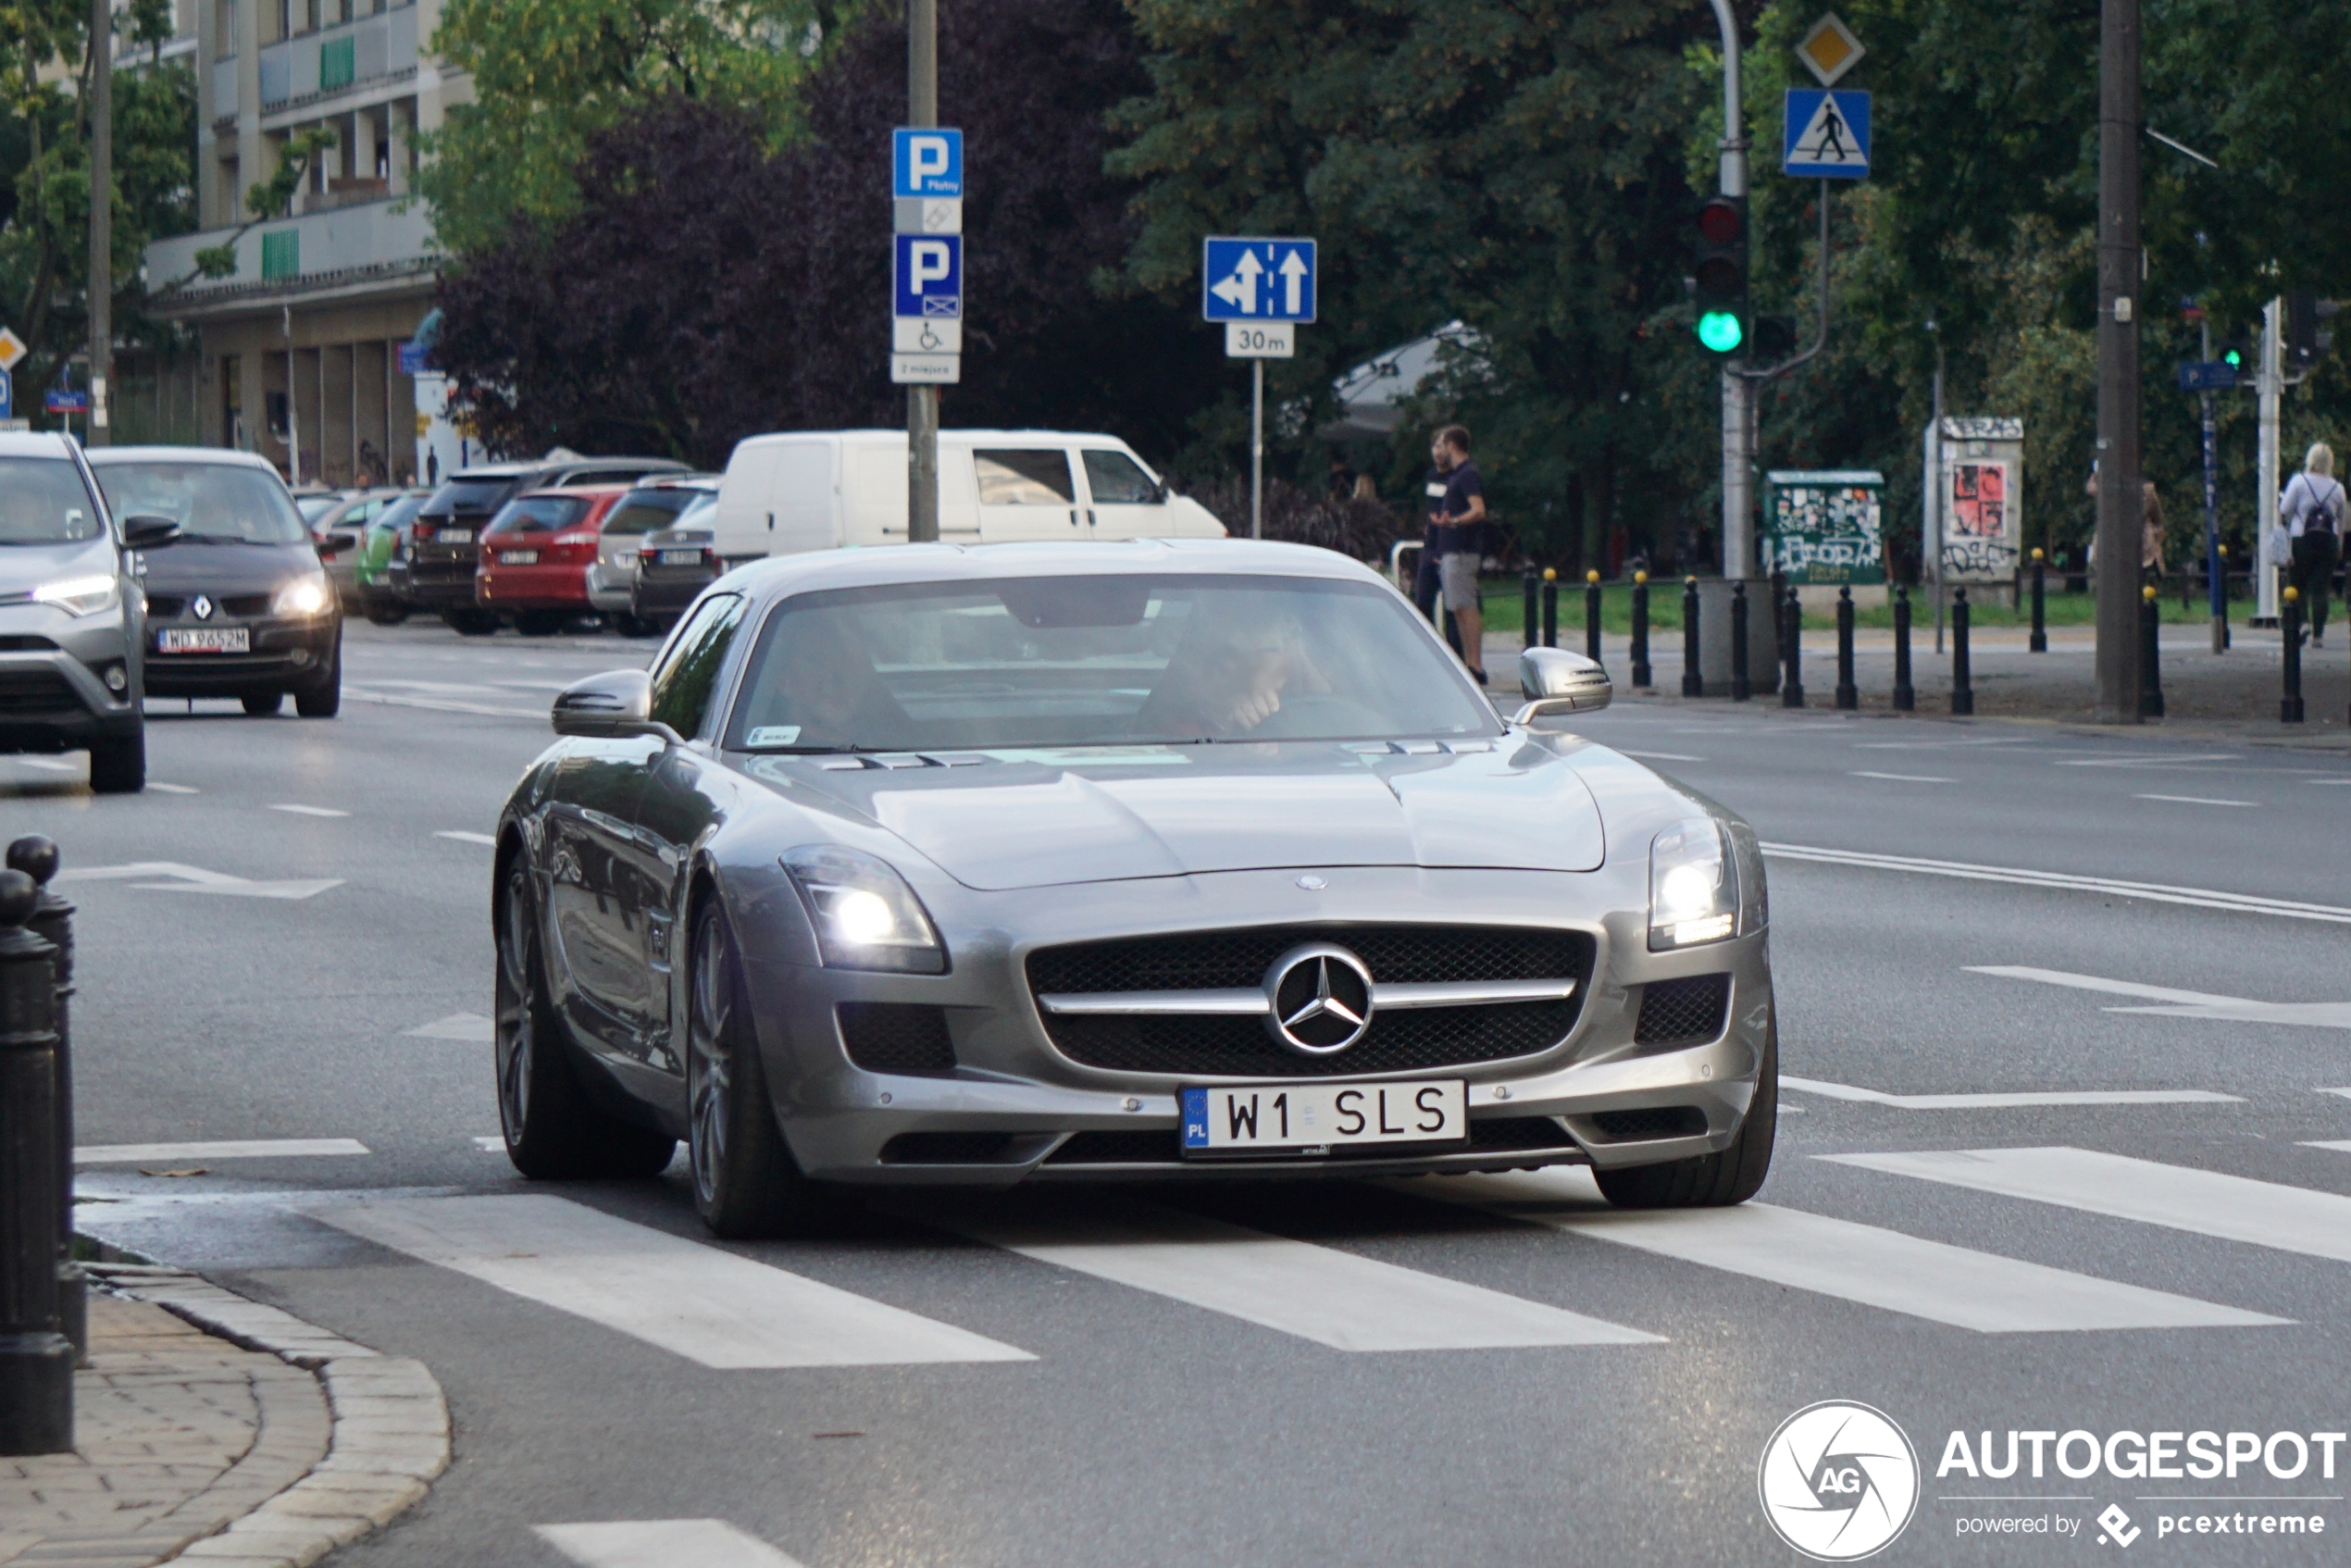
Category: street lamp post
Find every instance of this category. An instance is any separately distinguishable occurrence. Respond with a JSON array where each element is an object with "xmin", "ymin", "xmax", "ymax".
[
  {"xmin": 86, "ymin": 0, "xmax": 111, "ymax": 447},
  {"xmin": 905, "ymin": 0, "xmax": 939, "ymax": 543},
  {"xmin": 2093, "ymin": 0, "xmax": 2144, "ymax": 721}
]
